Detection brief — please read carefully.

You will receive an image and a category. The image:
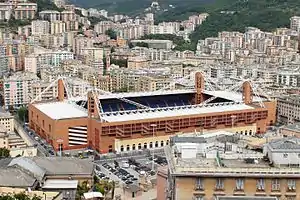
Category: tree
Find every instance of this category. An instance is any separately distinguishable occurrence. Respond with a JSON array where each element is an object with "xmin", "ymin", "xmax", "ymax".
[
  {"xmin": 105, "ymin": 29, "xmax": 117, "ymax": 40},
  {"xmin": 0, "ymin": 148, "xmax": 10, "ymax": 159},
  {"xmin": 94, "ymin": 180, "xmax": 115, "ymax": 199},
  {"xmin": 18, "ymin": 107, "xmax": 28, "ymax": 122},
  {"xmin": 0, "ymin": 192, "xmax": 41, "ymax": 200},
  {"xmin": 76, "ymin": 181, "xmax": 90, "ymax": 200}
]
